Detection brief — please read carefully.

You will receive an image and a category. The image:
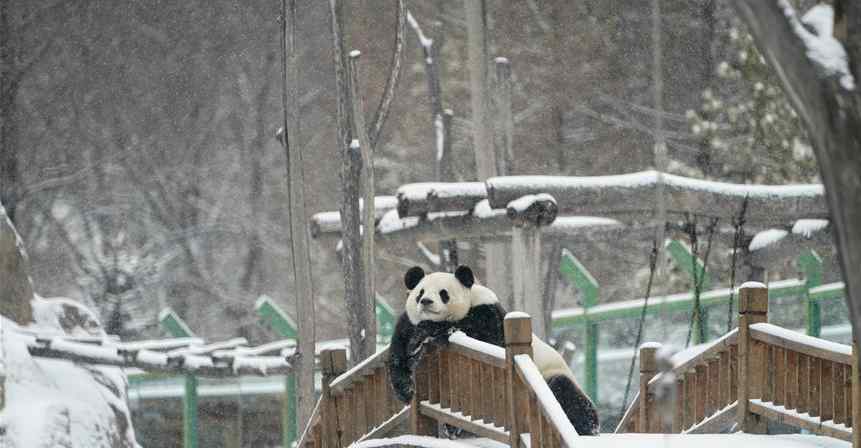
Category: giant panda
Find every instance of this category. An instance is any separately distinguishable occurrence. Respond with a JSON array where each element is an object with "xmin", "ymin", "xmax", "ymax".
[{"xmin": 387, "ymin": 265, "xmax": 600, "ymax": 435}]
